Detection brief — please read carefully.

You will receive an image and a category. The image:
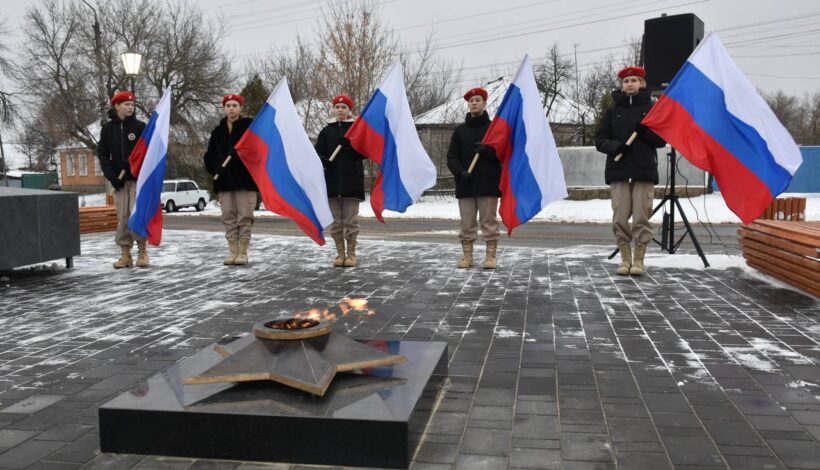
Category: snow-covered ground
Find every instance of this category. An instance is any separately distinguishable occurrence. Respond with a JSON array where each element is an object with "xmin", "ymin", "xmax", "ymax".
[{"xmin": 79, "ymin": 192, "xmax": 820, "ymax": 224}]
